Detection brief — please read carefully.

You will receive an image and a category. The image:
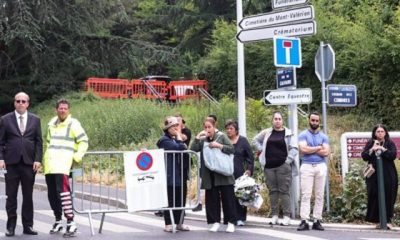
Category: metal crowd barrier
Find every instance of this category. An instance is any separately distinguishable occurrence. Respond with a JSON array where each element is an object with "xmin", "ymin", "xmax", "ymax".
[
  {"xmin": 71, "ymin": 150, "xmax": 201, "ymax": 235},
  {"xmin": 0, "ymin": 169, "xmax": 7, "ymax": 200}
]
